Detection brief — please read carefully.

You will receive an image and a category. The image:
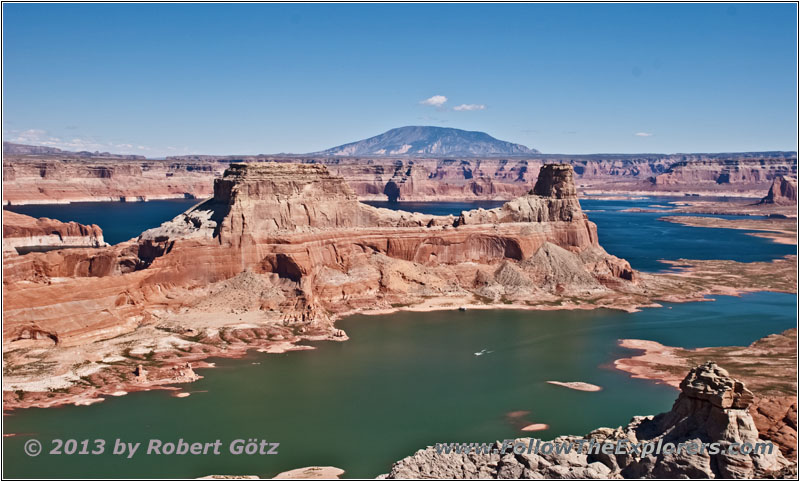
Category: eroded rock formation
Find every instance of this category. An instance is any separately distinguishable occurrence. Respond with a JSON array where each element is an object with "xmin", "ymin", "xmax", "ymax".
[
  {"xmin": 614, "ymin": 329, "xmax": 798, "ymax": 461},
  {"xmin": 2, "ymin": 163, "xmax": 647, "ymax": 407},
  {"xmin": 384, "ymin": 363, "xmax": 791, "ymax": 479},
  {"xmin": 653, "ymin": 158, "xmax": 796, "ymax": 189},
  {"xmin": 760, "ymin": 175, "xmax": 798, "ymax": 206}
]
